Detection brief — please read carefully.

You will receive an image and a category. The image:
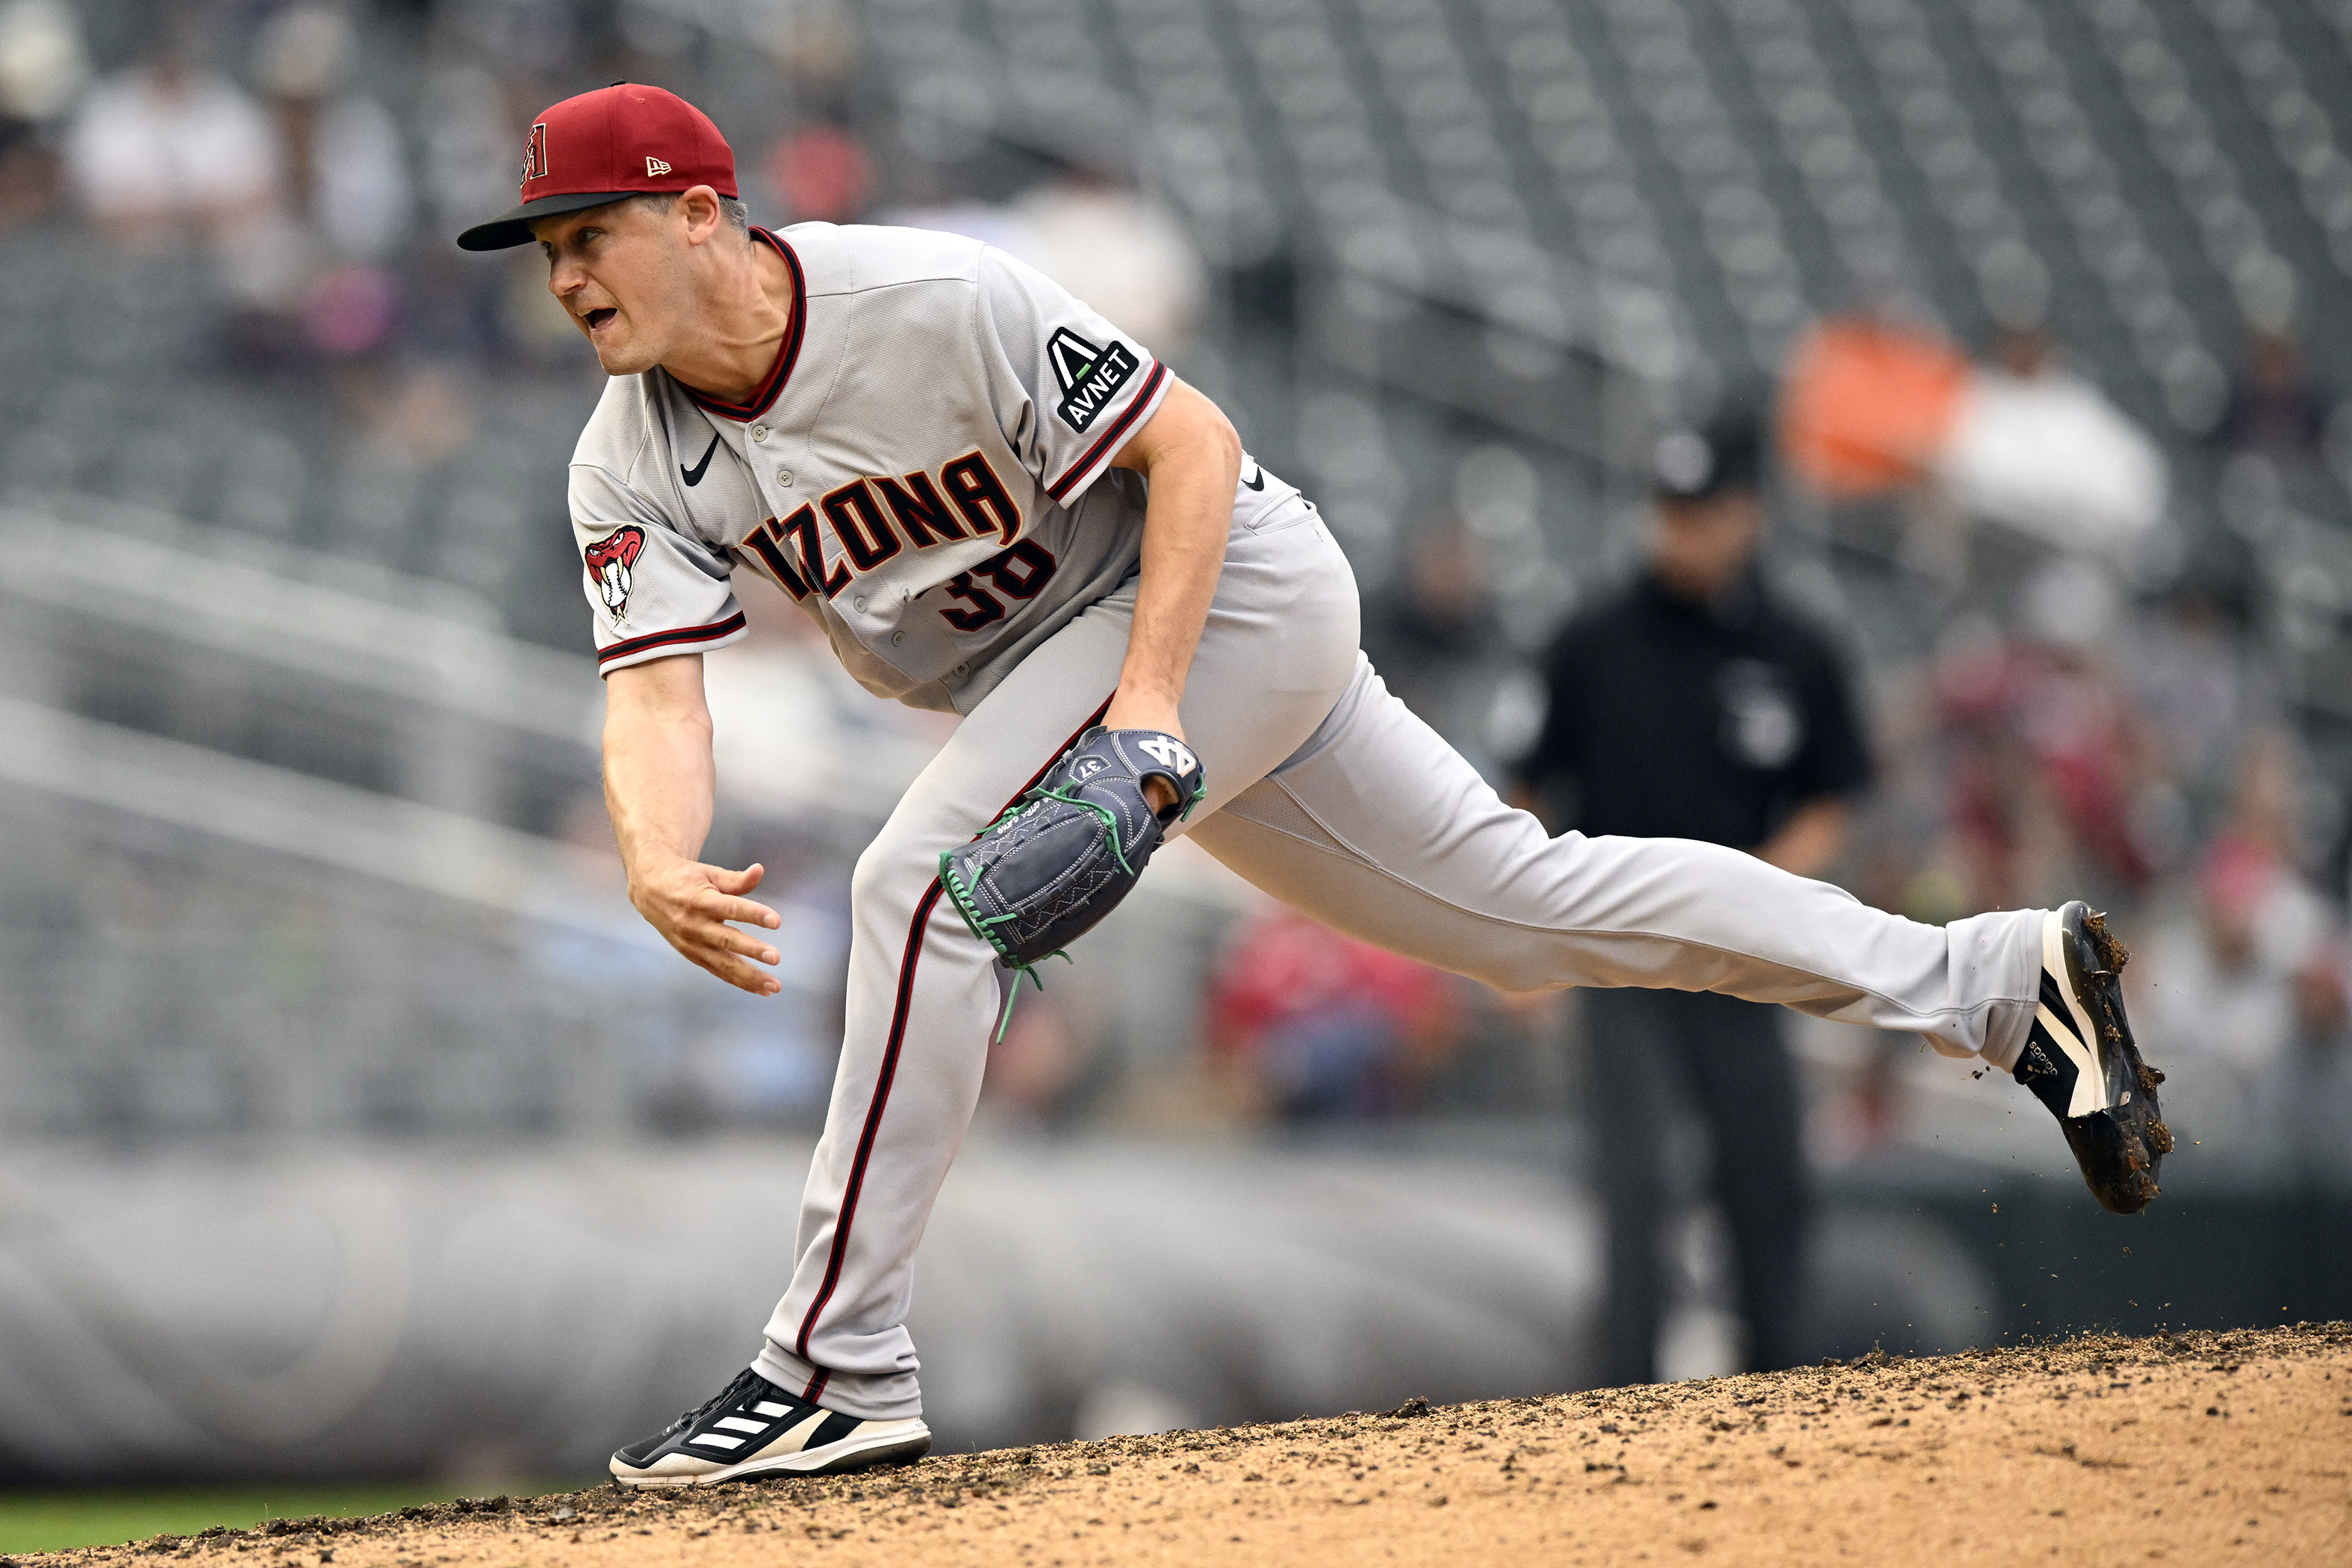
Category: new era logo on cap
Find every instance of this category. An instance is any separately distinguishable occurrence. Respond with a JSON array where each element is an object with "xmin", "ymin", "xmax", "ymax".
[{"xmin": 458, "ymin": 83, "xmax": 738, "ymax": 251}]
